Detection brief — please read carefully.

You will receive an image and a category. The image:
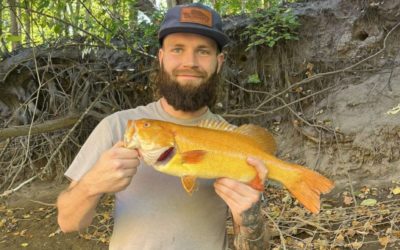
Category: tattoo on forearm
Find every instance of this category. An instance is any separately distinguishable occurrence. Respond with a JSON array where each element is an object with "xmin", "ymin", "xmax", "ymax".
[{"xmin": 233, "ymin": 200, "xmax": 270, "ymax": 250}]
